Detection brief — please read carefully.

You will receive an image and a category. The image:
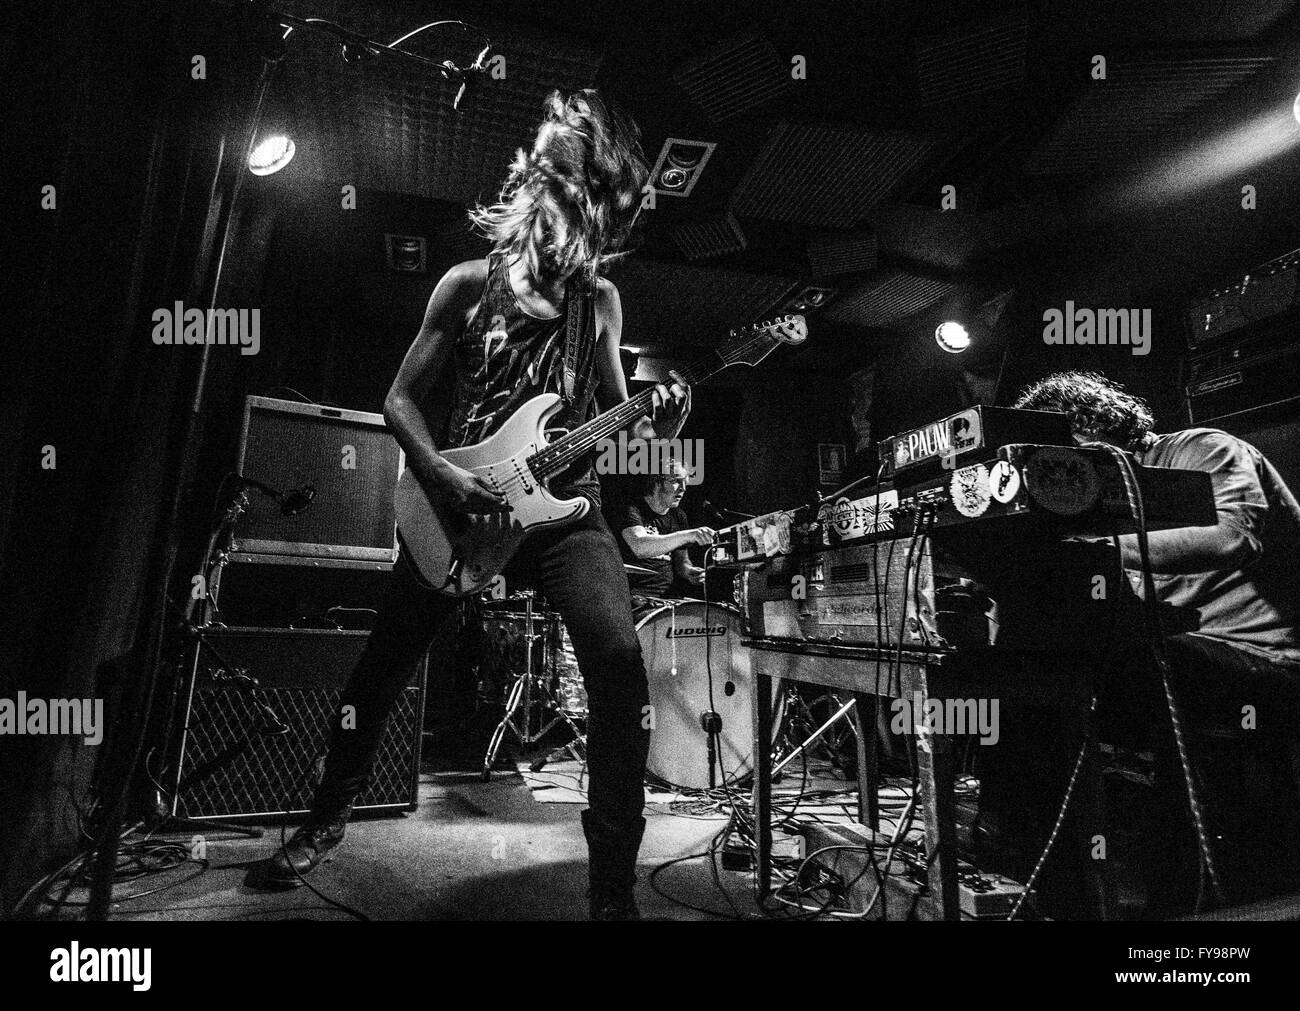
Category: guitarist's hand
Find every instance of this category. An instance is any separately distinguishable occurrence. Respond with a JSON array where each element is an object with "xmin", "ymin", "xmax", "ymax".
[
  {"xmin": 430, "ymin": 465, "xmax": 511, "ymax": 514},
  {"xmin": 648, "ymin": 369, "xmax": 691, "ymax": 438}
]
